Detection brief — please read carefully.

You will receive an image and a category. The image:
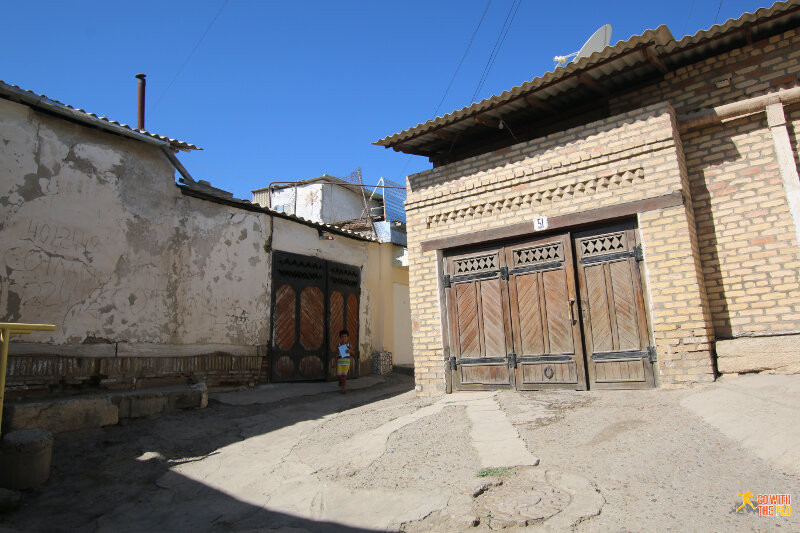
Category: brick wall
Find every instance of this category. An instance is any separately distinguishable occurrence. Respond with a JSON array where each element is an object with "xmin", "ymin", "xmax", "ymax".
[
  {"xmin": 609, "ymin": 26, "xmax": 800, "ymax": 338},
  {"xmin": 405, "ymin": 102, "xmax": 716, "ymax": 395},
  {"xmin": 5, "ymin": 353, "xmax": 265, "ymax": 398}
]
